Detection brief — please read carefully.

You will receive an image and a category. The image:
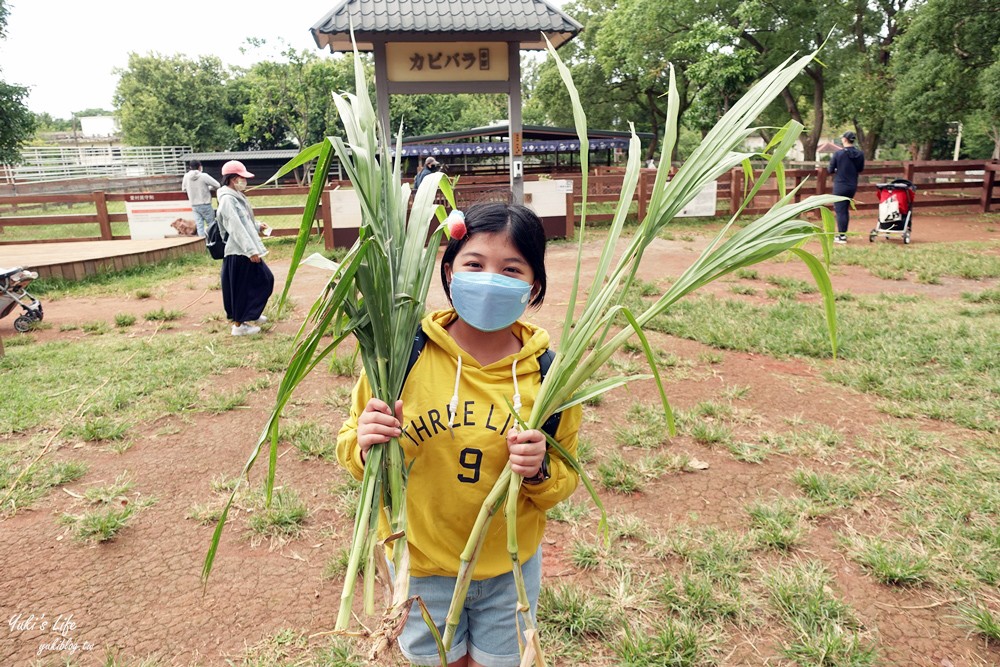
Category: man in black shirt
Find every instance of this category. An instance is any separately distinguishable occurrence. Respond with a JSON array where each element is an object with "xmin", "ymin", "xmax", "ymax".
[{"xmin": 828, "ymin": 131, "xmax": 866, "ymax": 244}]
